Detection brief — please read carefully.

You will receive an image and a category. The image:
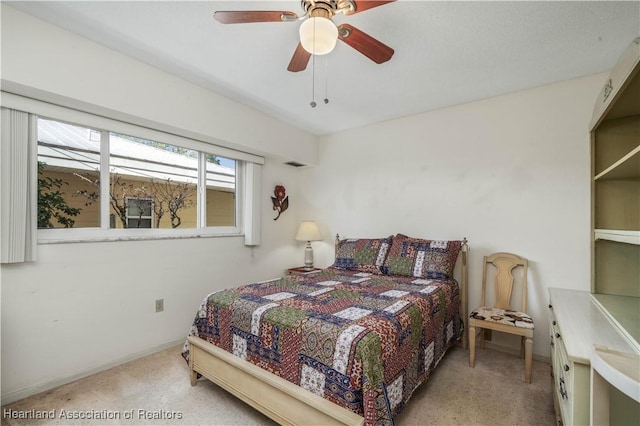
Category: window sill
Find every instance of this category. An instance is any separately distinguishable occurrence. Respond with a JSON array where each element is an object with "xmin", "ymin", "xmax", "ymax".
[{"xmin": 37, "ymin": 227, "xmax": 242, "ymax": 244}]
